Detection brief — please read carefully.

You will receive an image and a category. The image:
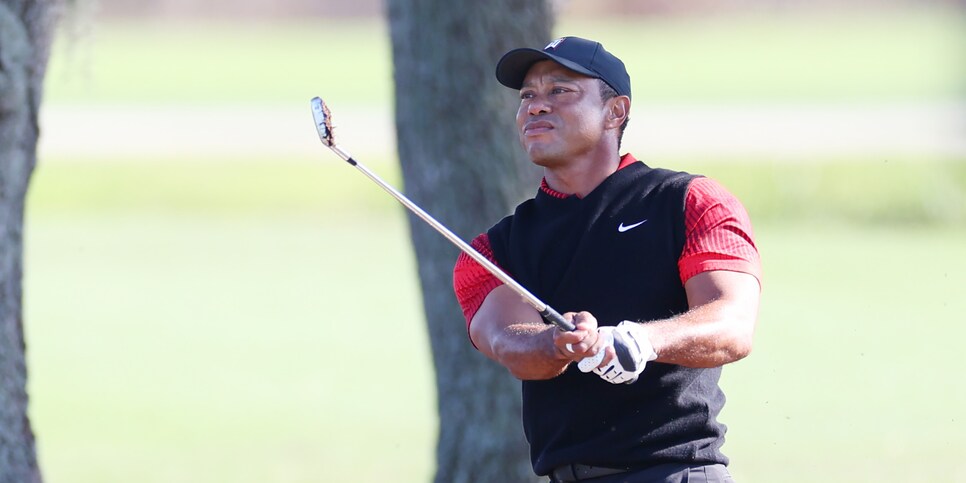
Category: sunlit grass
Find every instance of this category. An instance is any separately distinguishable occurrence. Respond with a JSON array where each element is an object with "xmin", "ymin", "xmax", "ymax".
[
  {"xmin": 722, "ymin": 223, "xmax": 966, "ymax": 482},
  {"xmin": 28, "ymin": 5, "xmax": 966, "ymax": 482},
  {"xmin": 25, "ymin": 212, "xmax": 966, "ymax": 483},
  {"xmin": 46, "ymin": 20, "xmax": 394, "ymax": 106},
  {"xmin": 559, "ymin": 8, "xmax": 966, "ymax": 102},
  {"xmin": 675, "ymin": 157, "xmax": 966, "ymax": 226},
  {"xmin": 24, "ymin": 158, "xmax": 966, "ymax": 482},
  {"xmin": 26, "ymin": 212, "xmax": 435, "ymax": 483},
  {"xmin": 29, "ymin": 156, "xmax": 966, "ymax": 226},
  {"xmin": 46, "ymin": 7, "xmax": 966, "ymax": 106},
  {"xmin": 27, "ymin": 157, "xmax": 400, "ymax": 217}
]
